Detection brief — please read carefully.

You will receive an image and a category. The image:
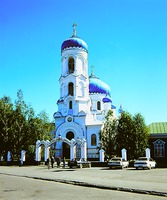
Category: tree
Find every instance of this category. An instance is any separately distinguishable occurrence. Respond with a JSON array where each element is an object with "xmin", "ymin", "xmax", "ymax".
[
  {"xmin": 116, "ymin": 111, "xmax": 135, "ymax": 160},
  {"xmin": 115, "ymin": 111, "xmax": 149, "ymax": 160},
  {"xmin": 36, "ymin": 111, "xmax": 54, "ymax": 140},
  {"xmin": 0, "ymin": 90, "xmax": 54, "ymax": 162},
  {"xmin": 0, "ymin": 96, "xmax": 14, "ymax": 158},
  {"xmin": 99, "ymin": 110, "xmax": 117, "ymax": 159},
  {"xmin": 133, "ymin": 113, "xmax": 149, "ymax": 158}
]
